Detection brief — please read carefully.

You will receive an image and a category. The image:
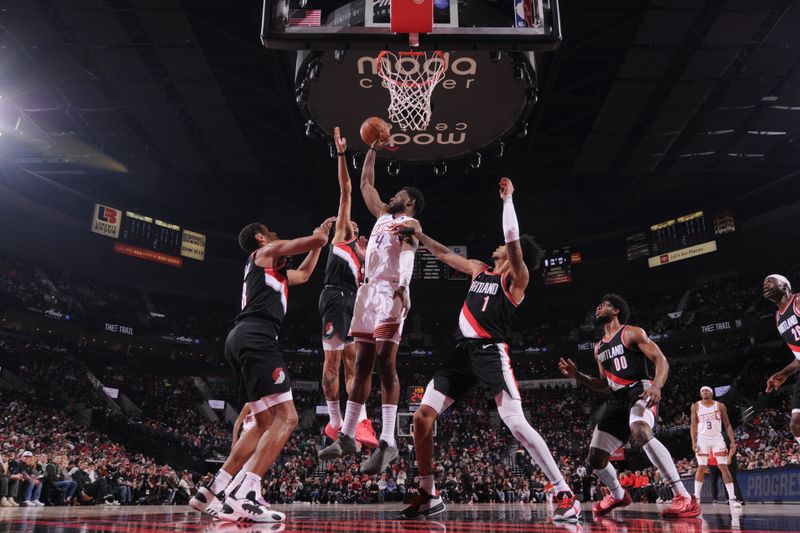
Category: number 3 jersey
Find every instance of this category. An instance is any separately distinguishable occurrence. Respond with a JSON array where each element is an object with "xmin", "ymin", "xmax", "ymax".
[
  {"xmin": 594, "ymin": 325, "xmax": 651, "ymax": 391},
  {"xmin": 457, "ymin": 267, "xmax": 521, "ymax": 341},
  {"xmin": 776, "ymin": 293, "xmax": 800, "ymax": 360}
]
